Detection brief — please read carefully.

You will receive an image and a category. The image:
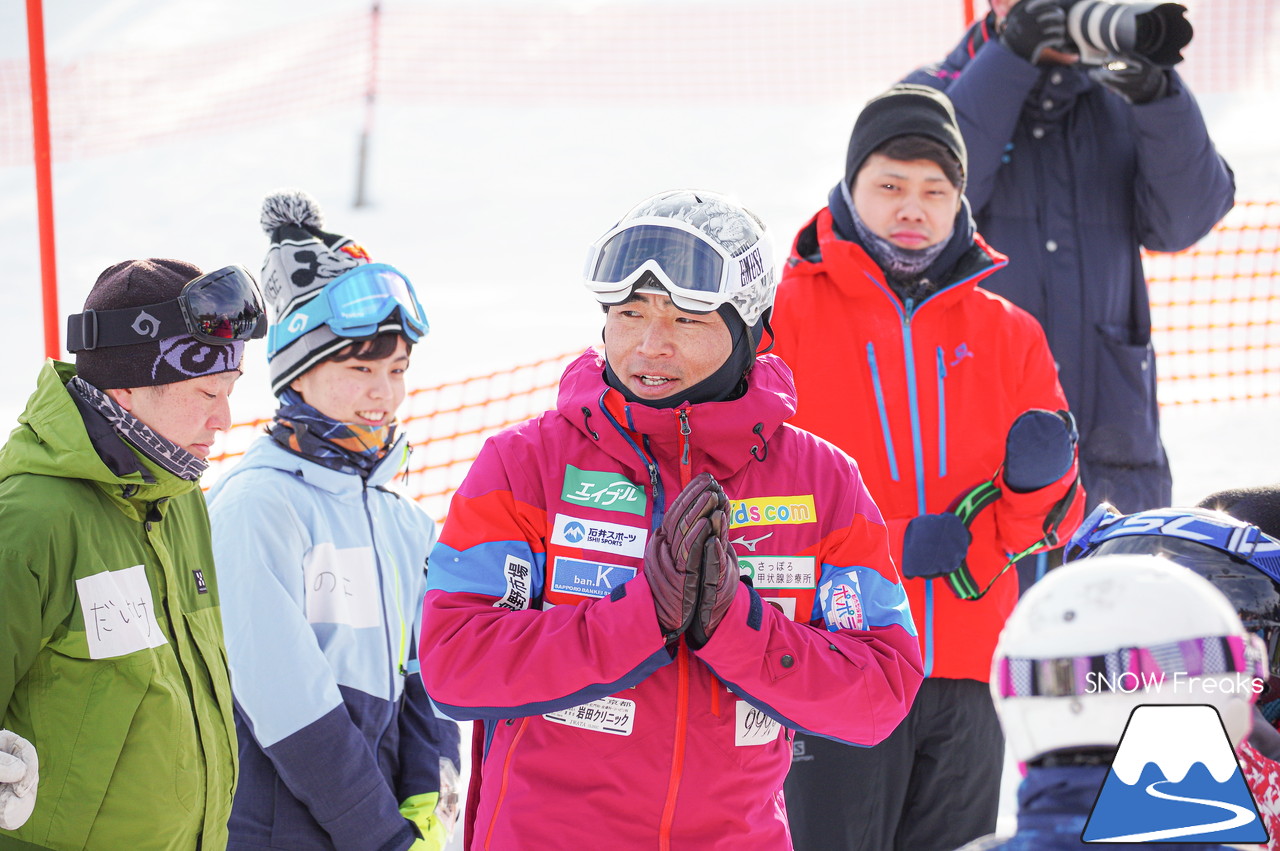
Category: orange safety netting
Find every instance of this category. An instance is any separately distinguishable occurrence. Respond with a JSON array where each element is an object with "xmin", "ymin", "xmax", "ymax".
[
  {"xmin": 1147, "ymin": 200, "xmax": 1280, "ymax": 406},
  {"xmin": 3, "ymin": 0, "xmax": 1273, "ymax": 167},
  {"xmin": 205, "ymin": 200, "xmax": 1280, "ymax": 517}
]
